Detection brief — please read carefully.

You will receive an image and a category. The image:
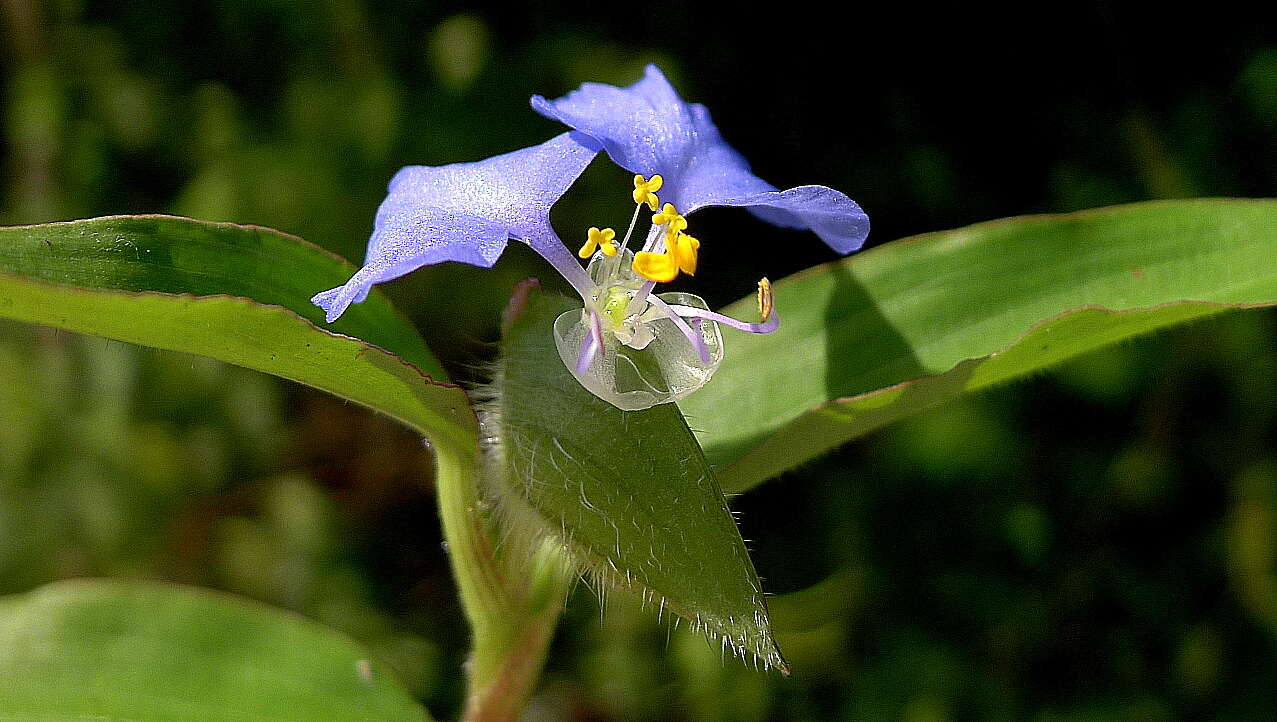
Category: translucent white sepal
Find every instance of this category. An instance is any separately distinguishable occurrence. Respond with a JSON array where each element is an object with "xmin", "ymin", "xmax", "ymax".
[{"xmin": 554, "ymin": 291, "xmax": 723, "ymax": 411}]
